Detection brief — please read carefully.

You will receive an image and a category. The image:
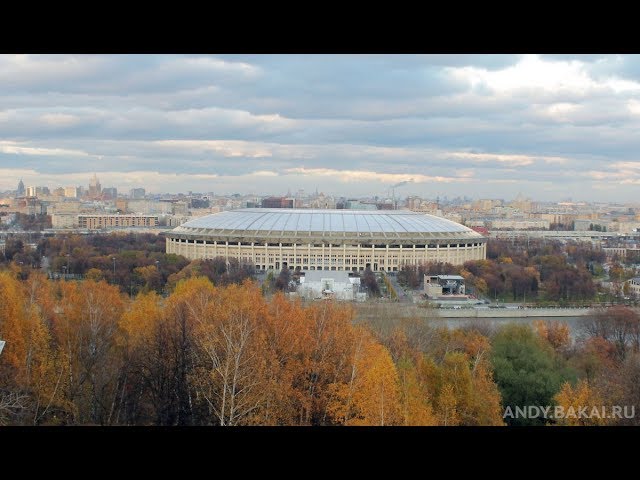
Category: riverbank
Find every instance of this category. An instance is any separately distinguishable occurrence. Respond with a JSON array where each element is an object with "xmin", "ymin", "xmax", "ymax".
[{"xmin": 433, "ymin": 307, "xmax": 595, "ymax": 318}]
